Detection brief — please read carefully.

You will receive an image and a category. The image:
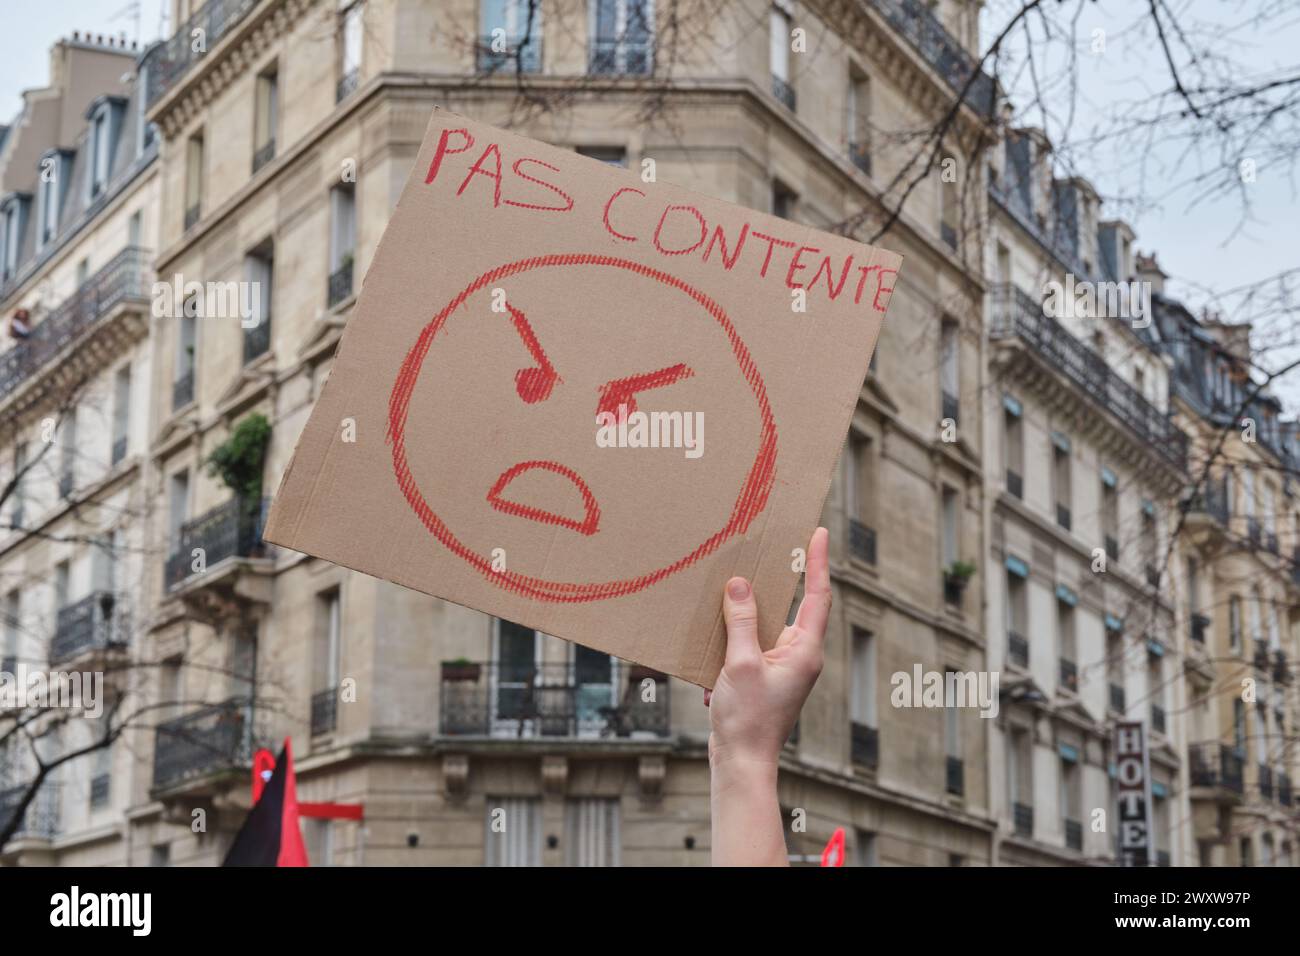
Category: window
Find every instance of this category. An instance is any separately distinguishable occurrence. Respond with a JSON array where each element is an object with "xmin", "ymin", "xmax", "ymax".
[
  {"xmin": 243, "ymin": 242, "xmax": 274, "ymax": 363},
  {"xmin": 769, "ymin": 5, "xmax": 793, "ymax": 108},
  {"xmin": 1106, "ymin": 625, "xmax": 1124, "ymax": 710},
  {"xmin": 0, "ymin": 196, "xmax": 28, "ymax": 281},
  {"xmin": 1233, "ymin": 699, "xmax": 1246, "ymax": 754},
  {"xmin": 328, "ymin": 184, "xmax": 356, "ymax": 305},
  {"xmin": 847, "ymin": 68, "xmax": 870, "ymax": 171},
  {"xmin": 315, "ymin": 588, "xmax": 342, "ymax": 695},
  {"xmin": 184, "ymin": 133, "xmax": 204, "ymax": 225},
  {"xmin": 87, "ymin": 99, "xmax": 124, "ymax": 199},
  {"xmin": 168, "ymin": 470, "xmax": 190, "ymax": 549},
  {"xmin": 1057, "ymin": 599, "xmax": 1076, "ymax": 689},
  {"xmin": 111, "ymin": 365, "xmax": 131, "ymax": 465},
  {"xmin": 939, "ymin": 319, "xmax": 959, "ymax": 422},
  {"xmin": 485, "ymin": 796, "xmax": 541, "ymax": 866},
  {"xmin": 53, "ymin": 560, "xmax": 70, "ymax": 616},
  {"xmin": 941, "ymin": 487, "xmax": 958, "ymax": 568},
  {"xmin": 576, "ymin": 146, "xmax": 627, "ymax": 168},
  {"xmin": 1008, "ymin": 726, "xmax": 1032, "ymax": 829},
  {"xmin": 90, "ymin": 746, "xmax": 112, "ymax": 810},
  {"xmin": 479, "ymin": 0, "xmax": 543, "ymax": 72},
  {"xmin": 1148, "ymin": 652, "xmax": 1165, "ymax": 732},
  {"xmin": 565, "ymin": 798, "xmax": 620, "ymax": 866},
  {"xmin": 939, "ymin": 153, "xmax": 957, "ymax": 247},
  {"xmin": 1003, "ymin": 398, "xmax": 1023, "ymax": 496},
  {"xmin": 772, "ymin": 180, "xmax": 797, "ymax": 220},
  {"xmin": 59, "ymin": 407, "xmax": 78, "ymax": 498},
  {"xmin": 849, "ymin": 627, "xmax": 876, "ymax": 729},
  {"xmin": 128, "ymin": 210, "xmax": 142, "ymax": 249},
  {"xmin": 161, "ymin": 658, "xmax": 184, "ymax": 719},
  {"xmin": 854, "ymin": 829, "xmax": 878, "ymax": 866},
  {"xmin": 1101, "ymin": 471, "xmax": 1119, "ymax": 560},
  {"xmin": 10, "ymin": 443, "xmax": 27, "ymax": 528},
  {"xmin": 1052, "ymin": 436, "xmax": 1071, "ymax": 527},
  {"xmin": 37, "ymin": 150, "xmax": 70, "ymax": 248},
  {"xmin": 1060, "ymin": 748, "xmax": 1081, "ymax": 848},
  {"xmin": 338, "ymin": 1, "xmax": 364, "ymax": 98},
  {"xmin": 253, "ymin": 66, "xmax": 278, "ymax": 170},
  {"xmin": 1240, "ymin": 837, "xmax": 1253, "ymax": 867},
  {"xmin": 303, "ymin": 819, "xmax": 334, "ymax": 866},
  {"xmin": 175, "ymin": 307, "xmax": 197, "ymax": 409},
  {"xmin": 1006, "ymin": 570, "xmax": 1027, "ymax": 646},
  {"xmin": 590, "ymin": 0, "xmax": 653, "ymax": 75},
  {"xmin": 149, "ymin": 844, "xmax": 171, "ymax": 867},
  {"xmin": 2, "ymin": 590, "xmax": 19, "ymax": 671}
]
